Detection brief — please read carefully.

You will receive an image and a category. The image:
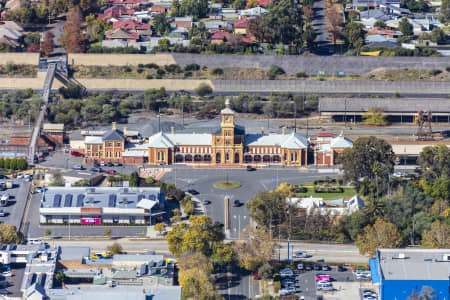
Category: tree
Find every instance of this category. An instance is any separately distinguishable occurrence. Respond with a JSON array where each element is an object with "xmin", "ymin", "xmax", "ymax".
[
  {"xmin": 195, "ymin": 83, "xmax": 213, "ymax": 96},
  {"xmin": 399, "ymin": 17, "xmax": 413, "ymax": 36},
  {"xmin": 247, "ymin": 0, "xmax": 258, "ymax": 7},
  {"xmin": 356, "ymin": 218, "xmax": 402, "ymax": 257},
  {"xmin": 340, "ymin": 136, "xmax": 395, "ymax": 195},
  {"xmin": 343, "ymin": 21, "xmax": 364, "ymax": 50},
  {"xmin": 166, "ymin": 215, "xmax": 224, "ymax": 257},
  {"xmin": 430, "ymin": 27, "xmax": 446, "ymax": 44},
  {"xmin": 129, "ymin": 171, "xmax": 139, "ymax": 187},
  {"xmin": 40, "ymin": 32, "xmax": 54, "ymax": 57},
  {"xmin": 107, "ymin": 242, "xmax": 123, "ymax": 255},
  {"xmin": 363, "ymin": 109, "xmax": 388, "ymax": 126},
  {"xmin": 421, "ymin": 220, "xmax": 450, "ymax": 248},
  {"xmin": 183, "ymin": 199, "xmax": 195, "ymax": 216},
  {"xmin": 373, "ymin": 20, "xmax": 386, "ymax": 28},
  {"xmin": 153, "ymin": 13, "xmax": 171, "ymax": 36},
  {"xmin": 178, "ymin": 252, "xmax": 221, "ymax": 300},
  {"xmin": 210, "ymin": 241, "xmax": 234, "ymax": 266},
  {"xmin": 233, "ymin": 0, "xmax": 247, "ymax": 9},
  {"xmin": 62, "ymin": 6, "xmax": 85, "ymax": 53},
  {"xmin": 440, "ymin": 0, "xmax": 450, "ymax": 24},
  {"xmin": 85, "ymin": 14, "xmax": 111, "ymax": 42},
  {"xmin": 154, "ymin": 223, "xmax": 166, "ymax": 235},
  {"xmin": 302, "ymin": 24, "xmax": 317, "ymax": 48},
  {"xmin": 0, "ymin": 224, "xmax": 21, "ymax": 244},
  {"xmin": 54, "ymin": 271, "xmax": 65, "ymax": 285},
  {"xmin": 247, "ymin": 190, "xmax": 291, "ymax": 229},
  {"xmin": 49, "ymin": 172, "xmax": 65, "ymax": 186},
  {"xmin": 326, "ymin": 6, "xmax": 343, "ymax": 46},
  {"xmin": 418, "ymin": 145, "xmax": 450, "ymax": 187},
  {"xmin": 258, "ymin": 263, "xmax": 273, "ymax": 279},
  {"xmin": 103, "ymin": 228, "xmax": 112, "ymax": 238},
  {"xmin": 234, "ymin": 226, "xmax": 274, "ymax": 271}
]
